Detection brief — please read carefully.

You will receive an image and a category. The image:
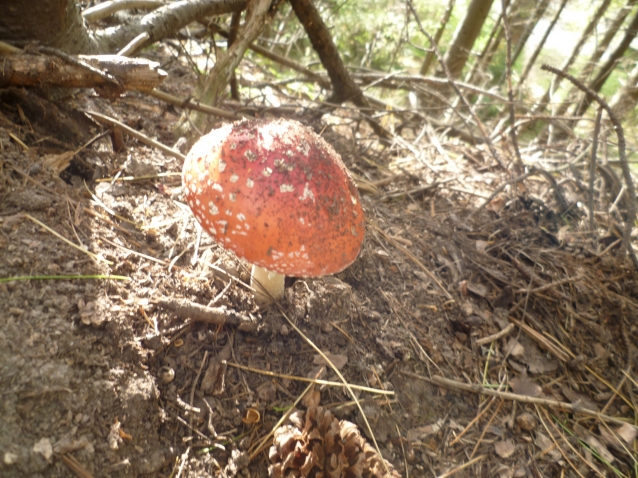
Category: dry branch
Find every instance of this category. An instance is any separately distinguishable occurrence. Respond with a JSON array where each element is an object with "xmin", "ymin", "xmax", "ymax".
[
  {"xmin": 0, "ymin": 54, "xmax": 166, "ymax": 91},
  {"xmin": 83, "ymin": 0, "xmax": 164, "ymax": 23},
  {"xmin": 93, "ymin": 0, "xmax": 247, "ymax": 53}
]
